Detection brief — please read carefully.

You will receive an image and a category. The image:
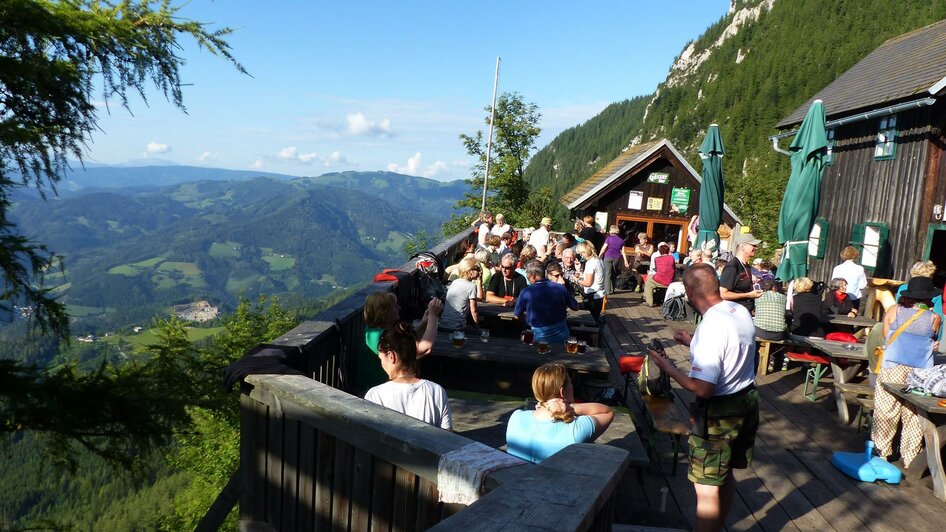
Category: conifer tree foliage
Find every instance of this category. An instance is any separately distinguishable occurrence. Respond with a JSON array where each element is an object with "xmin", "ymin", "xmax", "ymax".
[
  {"xmin": 0, "ymin": 0, "xmax": 242, "ymax": 463},
  {"xmin": 443, "ymin": 92, "xmax": 551, "ymax": 234}
]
